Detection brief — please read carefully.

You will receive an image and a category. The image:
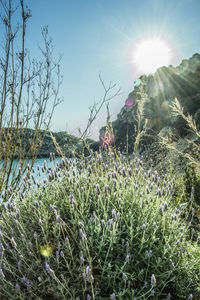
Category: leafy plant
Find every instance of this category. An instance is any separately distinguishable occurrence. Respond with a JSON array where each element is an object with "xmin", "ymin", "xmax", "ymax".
[{"xmin": 0, "ymin": 149, "xmax": 199, "ymax": 299}]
